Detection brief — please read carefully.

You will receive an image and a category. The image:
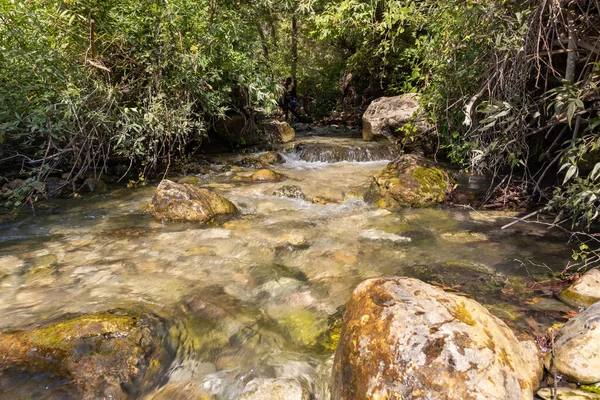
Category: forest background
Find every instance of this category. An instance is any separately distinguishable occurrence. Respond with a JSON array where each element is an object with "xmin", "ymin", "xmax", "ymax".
[{"xmin": 1, "ymin": 0, "xmax": 599, "ymax": 267}]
